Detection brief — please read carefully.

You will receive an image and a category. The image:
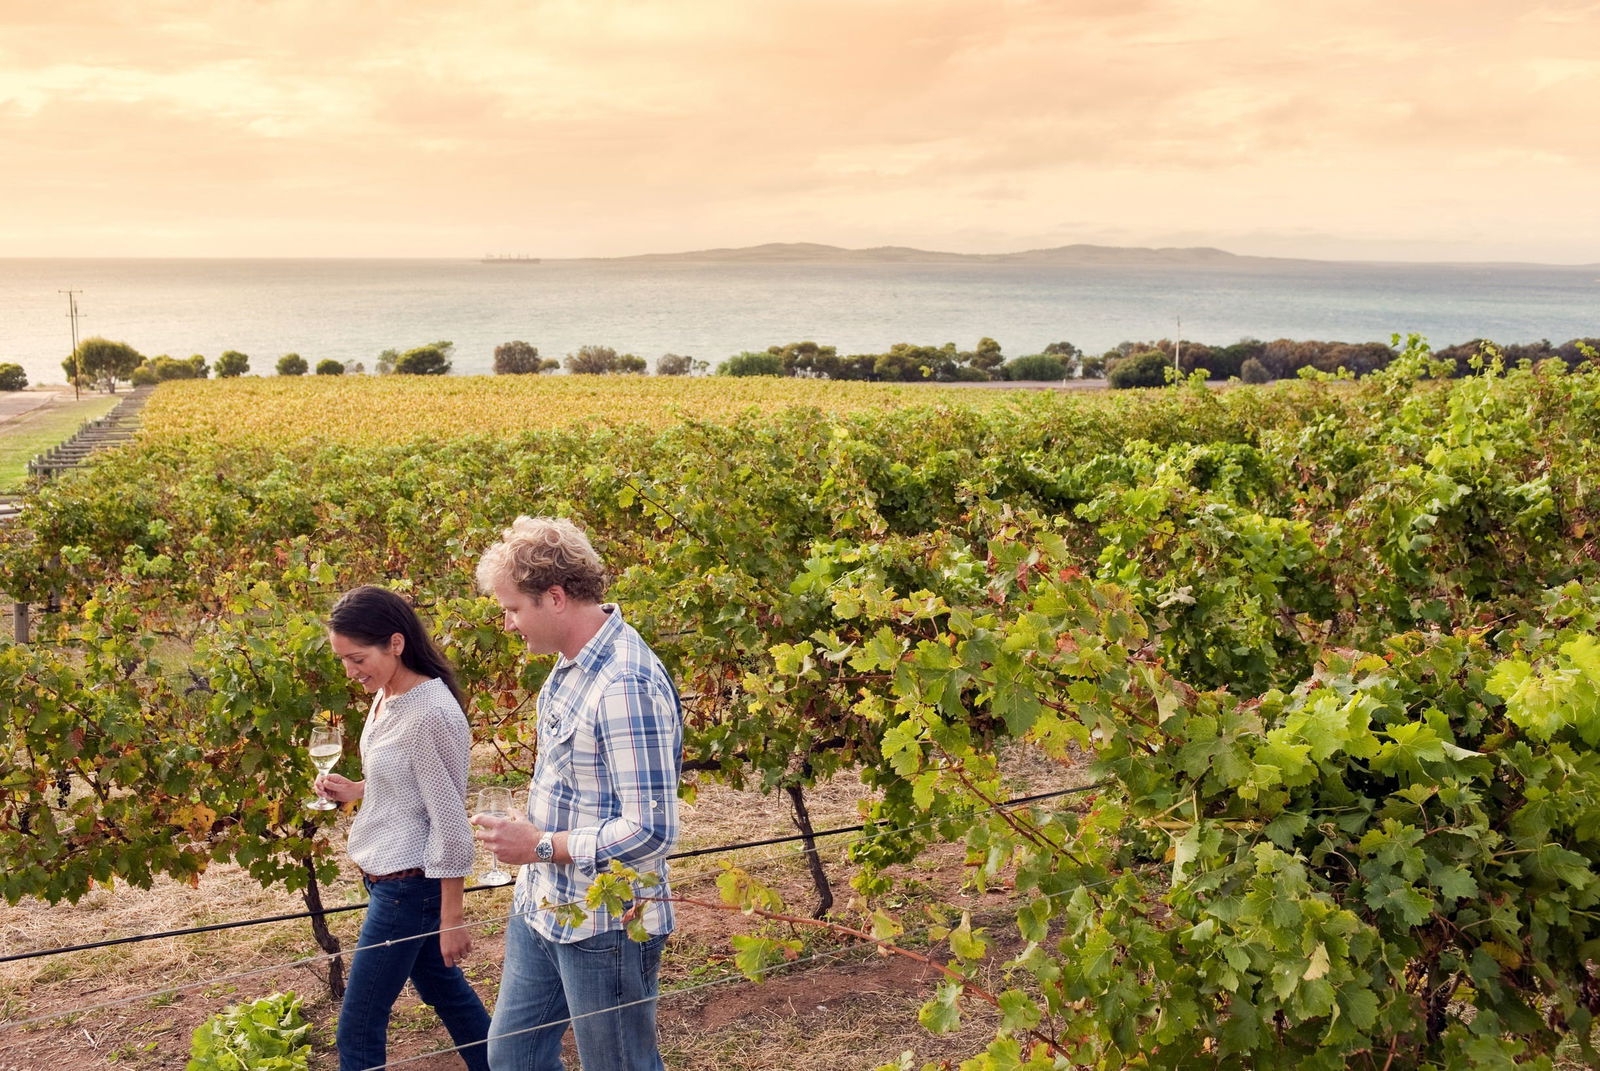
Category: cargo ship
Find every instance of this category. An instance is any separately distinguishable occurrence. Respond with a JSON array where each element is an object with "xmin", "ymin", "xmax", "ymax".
[{"xmin": 480, "ymin": 254, "xmax": 541, "ymax": 263}]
